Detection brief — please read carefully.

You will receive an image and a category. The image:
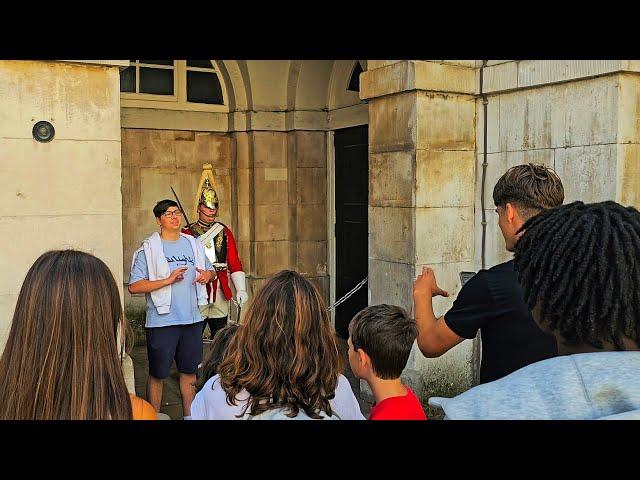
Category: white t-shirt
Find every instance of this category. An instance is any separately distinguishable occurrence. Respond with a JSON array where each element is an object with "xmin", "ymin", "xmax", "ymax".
[{"xmin": 191, "ymin": 374, "xmax": 365, "ymax": 420}]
